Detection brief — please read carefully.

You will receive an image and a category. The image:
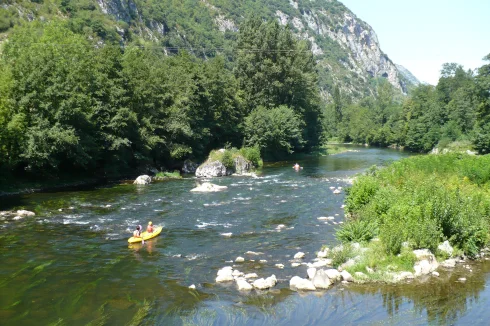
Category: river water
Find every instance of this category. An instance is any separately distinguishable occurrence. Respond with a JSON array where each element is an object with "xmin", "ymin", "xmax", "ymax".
[{"xmin": 1, "ymin": 147, "xmax": 490, "ymax": 325}]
